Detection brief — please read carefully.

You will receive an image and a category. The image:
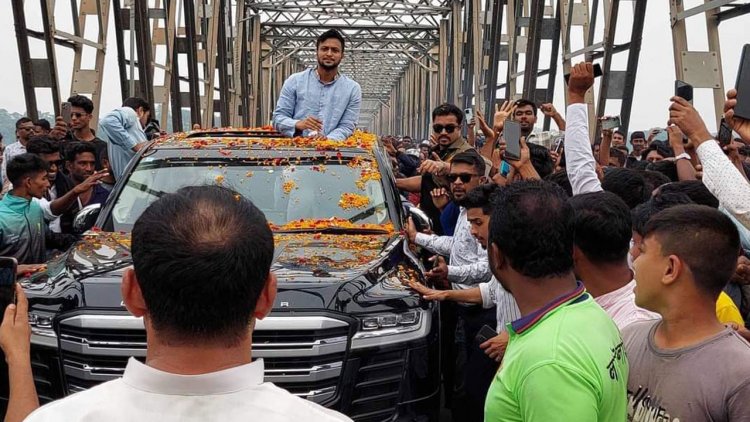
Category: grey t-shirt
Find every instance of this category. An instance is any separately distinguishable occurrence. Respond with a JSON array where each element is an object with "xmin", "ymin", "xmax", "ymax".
[{"xmin": 622, "ymin": 320, "xmax": 750, "ymax": 422}]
